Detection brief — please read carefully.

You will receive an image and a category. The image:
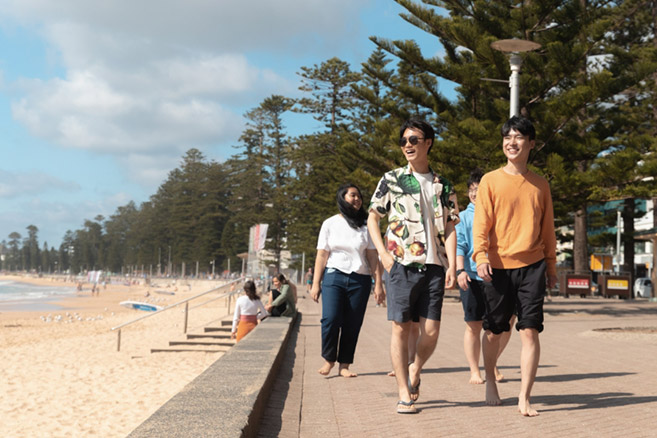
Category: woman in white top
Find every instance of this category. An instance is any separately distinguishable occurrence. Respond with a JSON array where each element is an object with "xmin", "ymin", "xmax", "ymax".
[
  {"xmin": 311, "ymin": 183, "xmax": 381, "ymax": 377},
  {"xmin": 231, "ymin": 280, "xmax": 268, "ymax": 342}
]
